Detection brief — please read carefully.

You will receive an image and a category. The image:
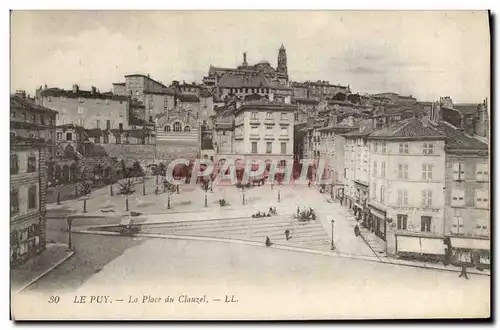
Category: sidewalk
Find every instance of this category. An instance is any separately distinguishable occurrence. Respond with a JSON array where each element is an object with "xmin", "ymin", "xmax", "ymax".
[
  {"xmin": 11, "ymin": 243, "xmax": 75, "ymax": 292},
  {"xmin": 314, "ymin": 186, "xmax": 490, "ymax": 276}
]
